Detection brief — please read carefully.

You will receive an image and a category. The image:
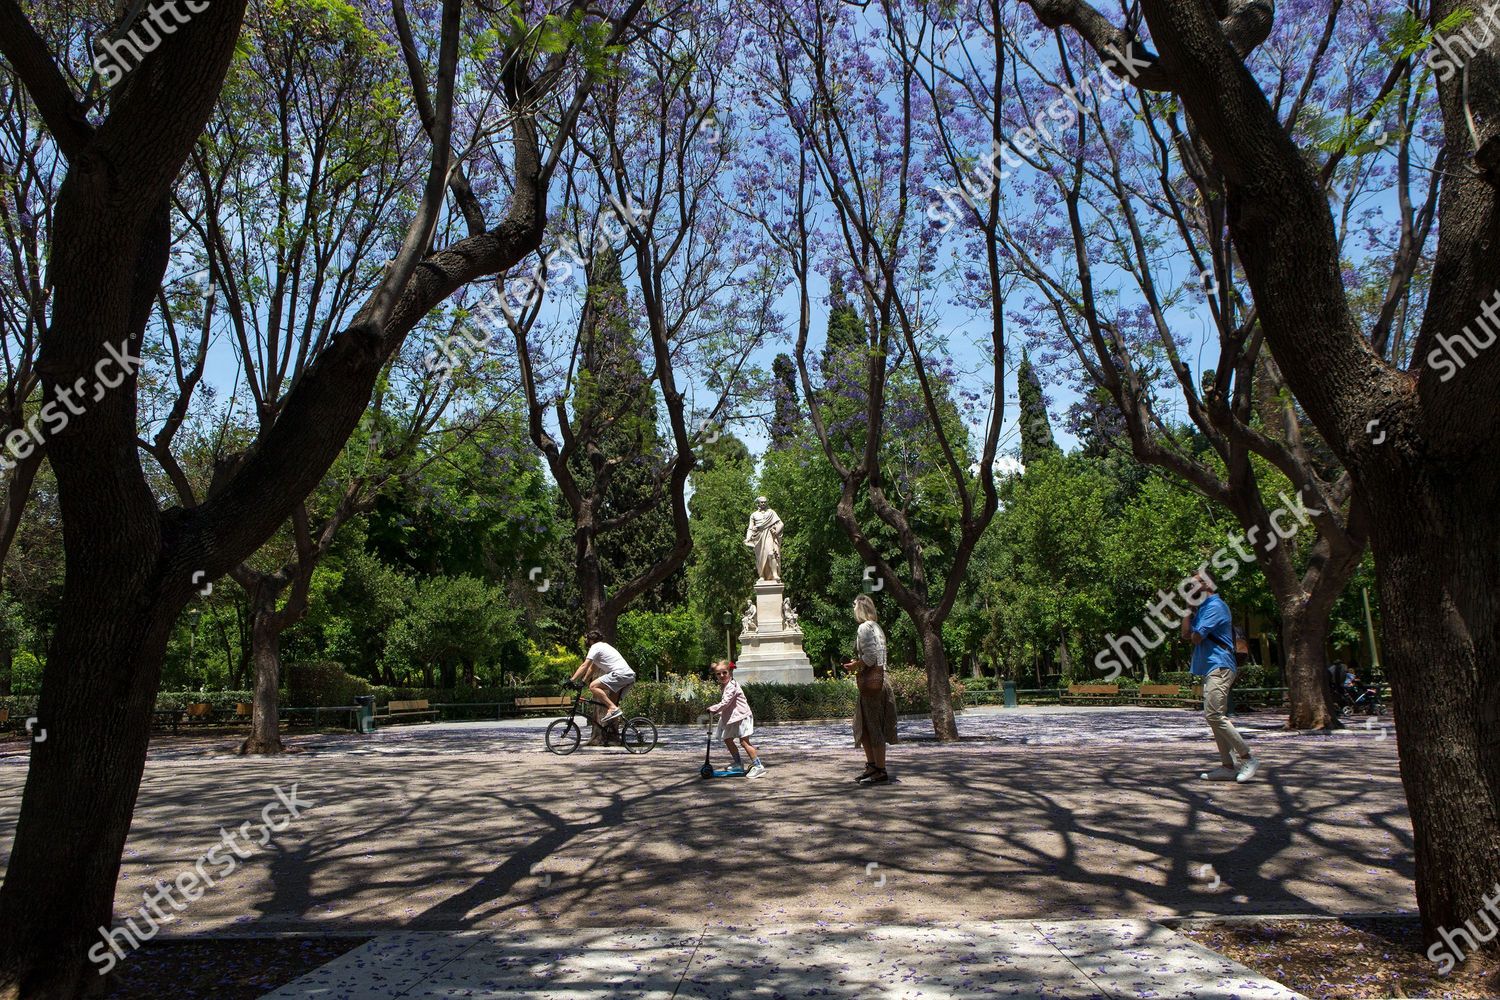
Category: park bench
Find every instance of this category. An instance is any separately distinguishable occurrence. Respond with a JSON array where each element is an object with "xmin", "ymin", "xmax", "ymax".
[
  {"xmin": 1061, "ymin": 683, "xmax": 1120, "ymax": 705},
  {"xmin": 183, "ymin": 702, "xmax": 217, "ymax": 724},
  {"xmin": 515, "ymin": 695, "xmax": 573, "ymax": 715},
  {"xmin": 1136, "ymin": 683, "xmax": 1197, "ymax": 707},
  {"xmin": 376, "ymin": 698, "xmax": 439, "ymax": 724}
]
